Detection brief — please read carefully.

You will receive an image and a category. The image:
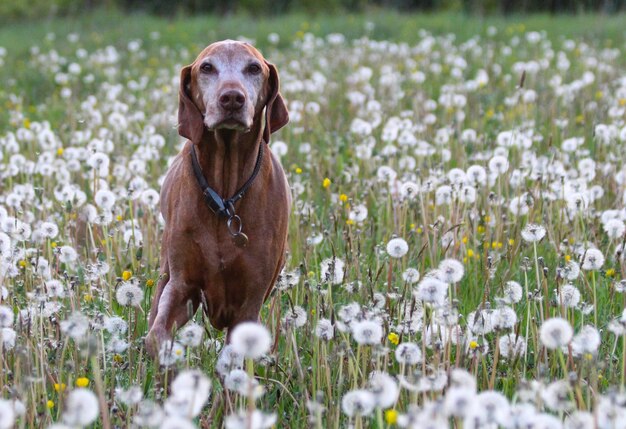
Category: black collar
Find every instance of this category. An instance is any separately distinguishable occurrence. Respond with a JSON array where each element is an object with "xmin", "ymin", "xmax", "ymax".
[{"xmin": 190, "ymin": 140, "xmax": 265, "ymax": 220}]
